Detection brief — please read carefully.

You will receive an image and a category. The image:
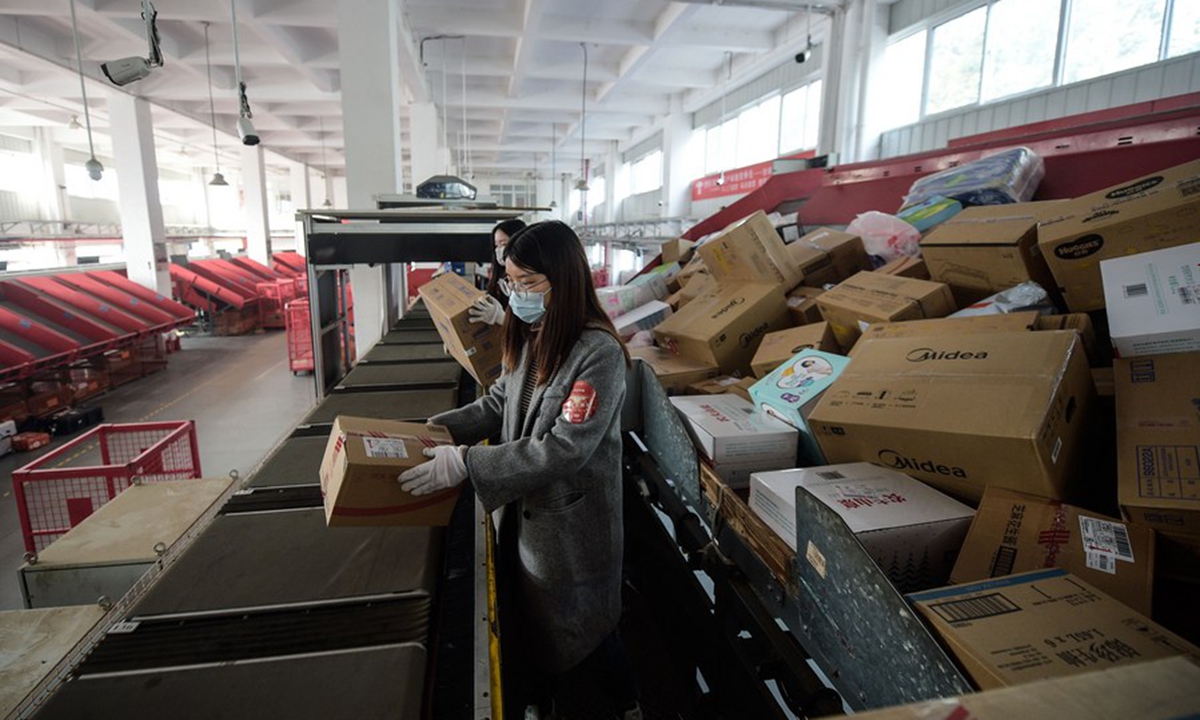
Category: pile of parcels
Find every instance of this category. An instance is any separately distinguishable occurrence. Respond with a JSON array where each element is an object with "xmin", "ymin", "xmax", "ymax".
[{"xmin": 633, "ymin": 154, "xmax": 1200, "ymax": 707}]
